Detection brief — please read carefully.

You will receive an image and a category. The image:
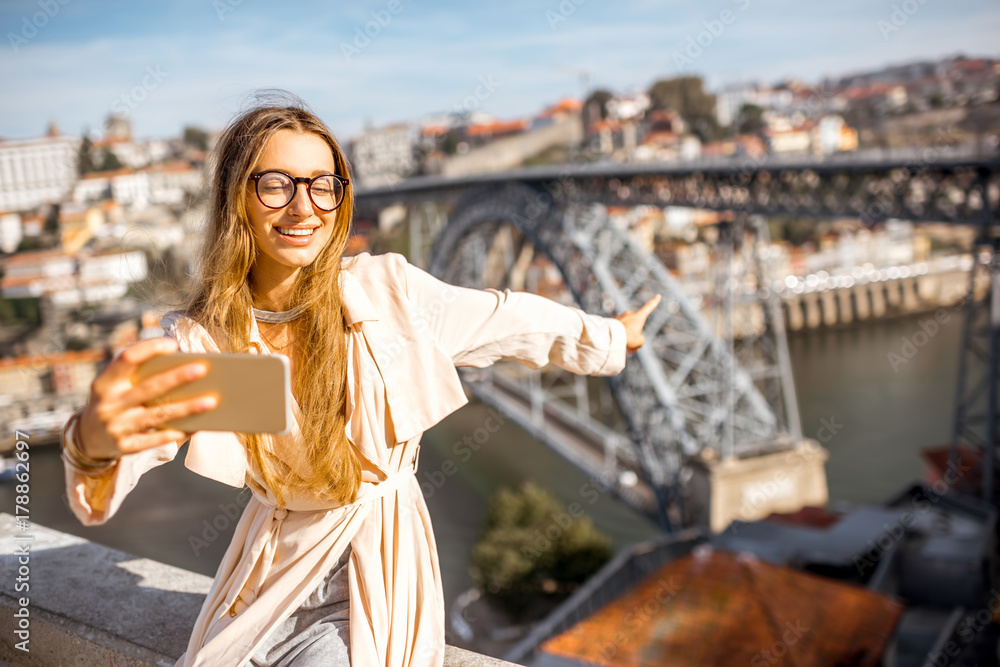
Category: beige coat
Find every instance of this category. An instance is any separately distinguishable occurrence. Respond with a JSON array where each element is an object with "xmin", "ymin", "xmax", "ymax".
[{"xmin": 64, "ymin": 251, "xmax": 628, "ymax": 667}]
